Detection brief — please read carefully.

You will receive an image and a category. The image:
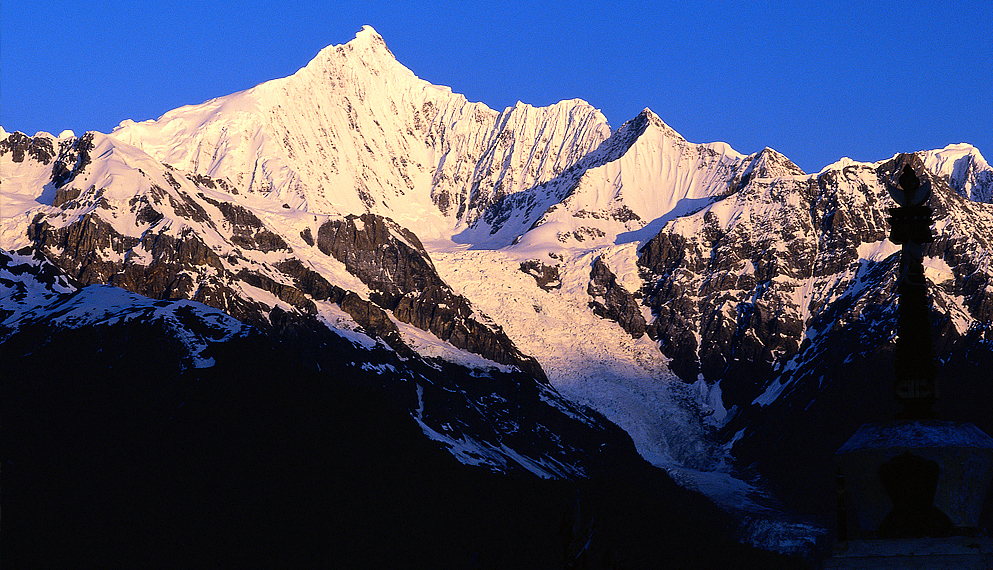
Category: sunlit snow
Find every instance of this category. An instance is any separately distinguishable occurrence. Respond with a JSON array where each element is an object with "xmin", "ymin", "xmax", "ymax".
[{"xmin": 5, "ymin": 26, "xmax": 992, "ymax": 558}]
